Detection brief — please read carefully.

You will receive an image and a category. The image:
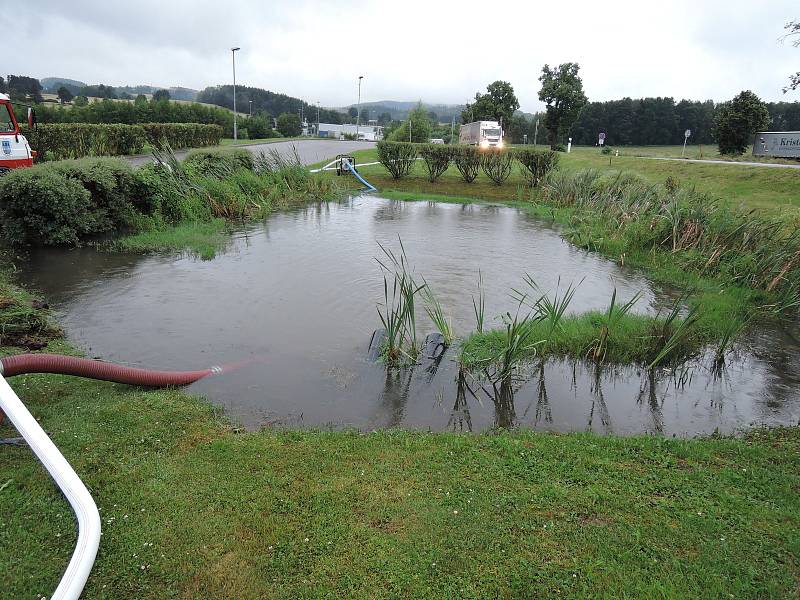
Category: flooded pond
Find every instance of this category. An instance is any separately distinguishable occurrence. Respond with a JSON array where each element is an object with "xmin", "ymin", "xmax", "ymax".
[{"xmin": 16, "ymin": 197, "xmax": 800, "ymax": 436}]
